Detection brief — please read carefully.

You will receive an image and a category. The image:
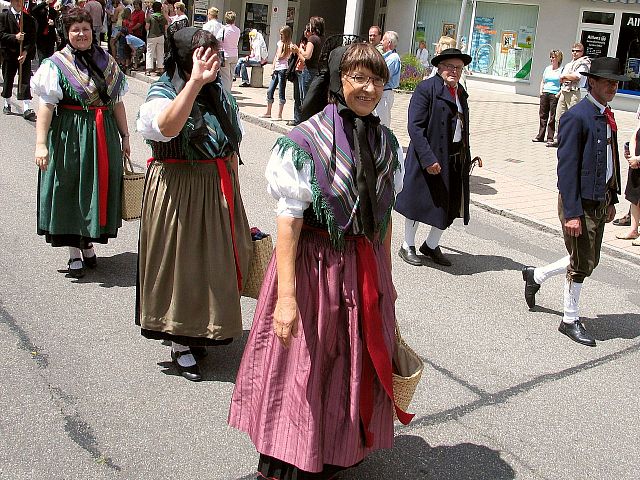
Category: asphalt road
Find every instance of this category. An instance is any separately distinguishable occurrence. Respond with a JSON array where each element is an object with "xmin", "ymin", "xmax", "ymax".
[{"xmin": 1, "ymin": 78, "xmax": 639, "ymax": 480}]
